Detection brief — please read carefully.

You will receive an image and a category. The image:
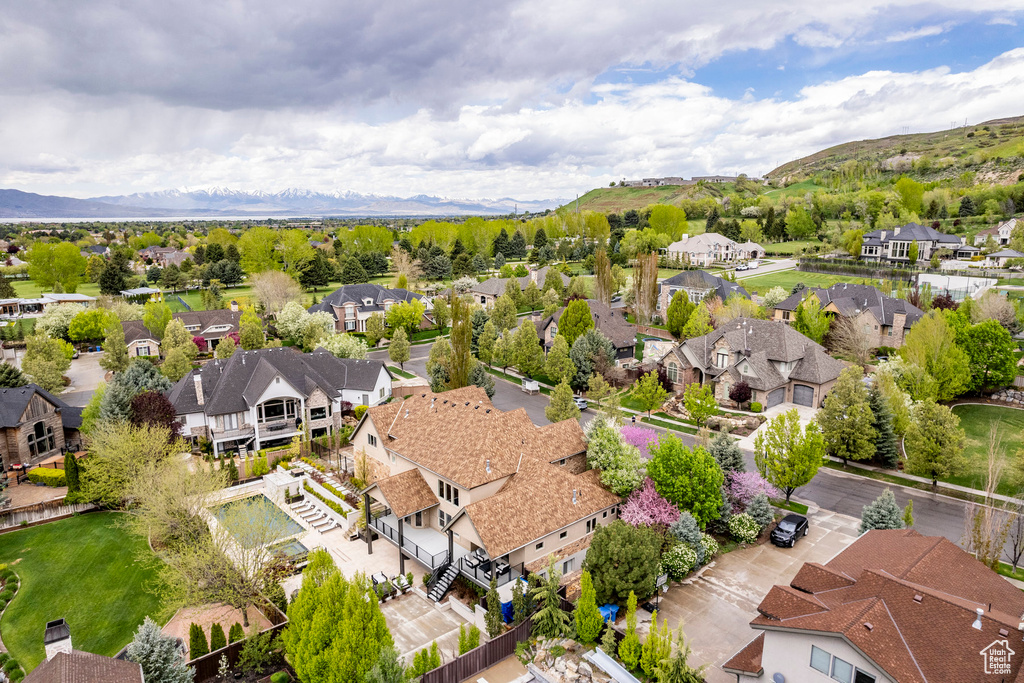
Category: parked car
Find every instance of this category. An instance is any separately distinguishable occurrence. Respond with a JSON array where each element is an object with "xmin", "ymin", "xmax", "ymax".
[
  {"xmin": 574, "ymin": 397, "xmax": 588, "ymax": 411},
  {"xmin": 735, "ymin": 263, "xmax": 747, "ymax": 271},
  {"xmin": 747, "ymin": 259, "xmax": 760, "ymax": 269},
  {"xmin": 770, "ymin": 514, "xmax": 809, "ymax": 547}
]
